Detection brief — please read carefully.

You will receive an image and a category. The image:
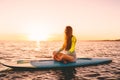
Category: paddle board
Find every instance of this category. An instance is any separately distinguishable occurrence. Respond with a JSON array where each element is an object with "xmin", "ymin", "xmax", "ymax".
[{"xmin": 0, "ymin": 58, "xmax": 112, "ymax": 69}]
